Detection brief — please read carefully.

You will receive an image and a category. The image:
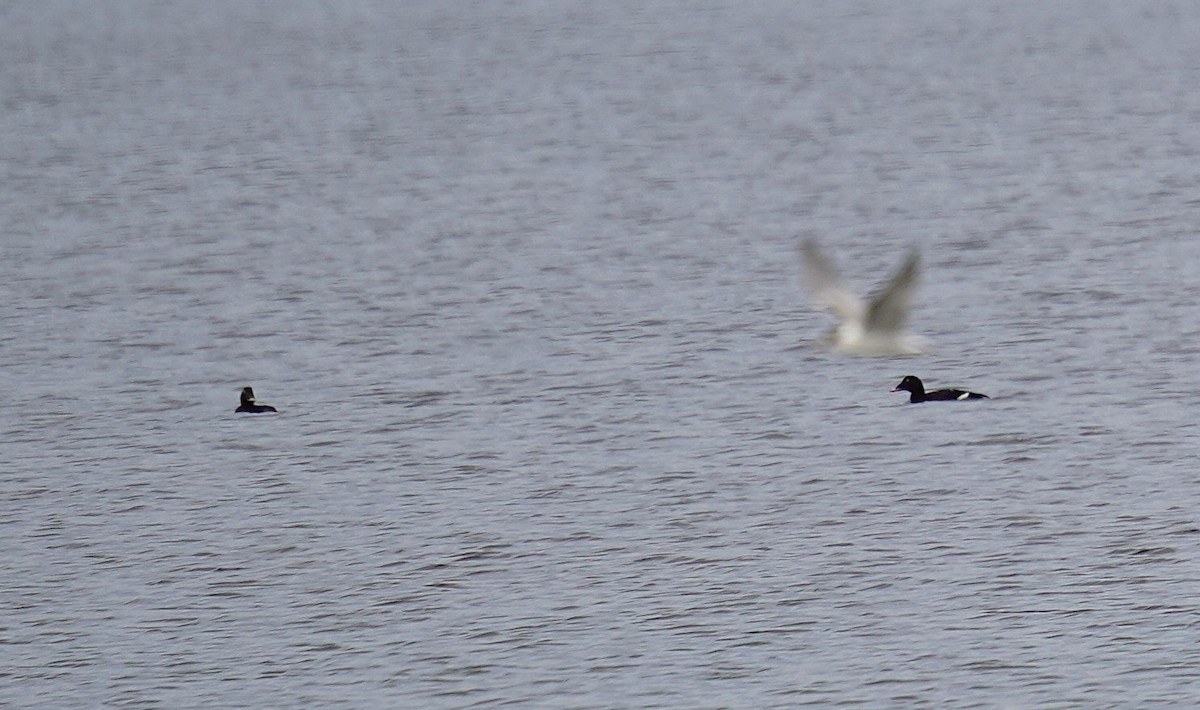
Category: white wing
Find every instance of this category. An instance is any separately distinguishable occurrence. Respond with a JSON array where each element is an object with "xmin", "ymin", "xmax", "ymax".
[
  {"xmin": 864, "ymin": 248, "xmax": 919, "ymax": 333},
  {"xmin": 799, "ymin": 239, "xmax": 864, "ymax": 322}
]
